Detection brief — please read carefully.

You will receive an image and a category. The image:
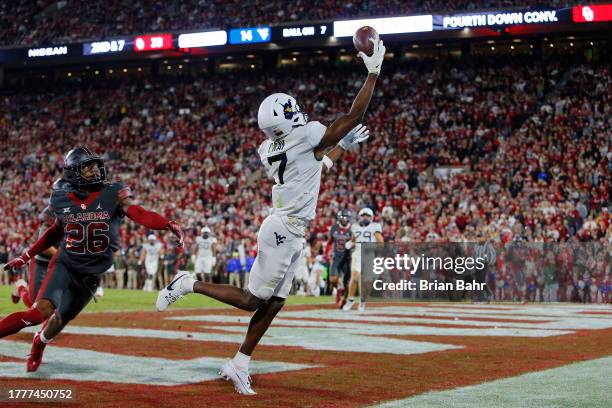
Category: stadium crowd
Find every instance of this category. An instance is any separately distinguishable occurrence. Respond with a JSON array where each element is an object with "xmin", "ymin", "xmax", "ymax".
[
  {"xmin": 1, "ymin": 0, "xmax": 575, "ymax": 46},
  {"xmin": 0, "ymin": 54, "xmax": 609, "ymax": 303}
]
